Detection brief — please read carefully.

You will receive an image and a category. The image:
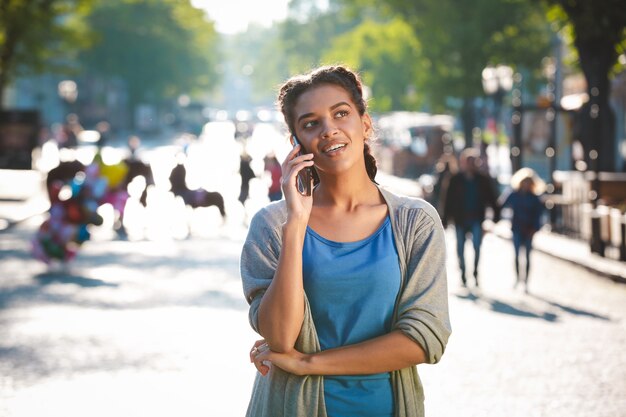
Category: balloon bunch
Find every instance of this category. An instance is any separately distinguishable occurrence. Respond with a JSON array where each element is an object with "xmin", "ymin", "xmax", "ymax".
[{"xmin": 32, "ymin": 163, "xmax": 108, "ymax": 264}]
